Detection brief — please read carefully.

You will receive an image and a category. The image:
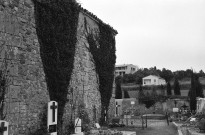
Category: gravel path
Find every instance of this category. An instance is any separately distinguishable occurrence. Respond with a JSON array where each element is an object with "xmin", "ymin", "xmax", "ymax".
[{"xmin": 114, "ymin": 120, "xmax": 178, "ymax": 135}]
